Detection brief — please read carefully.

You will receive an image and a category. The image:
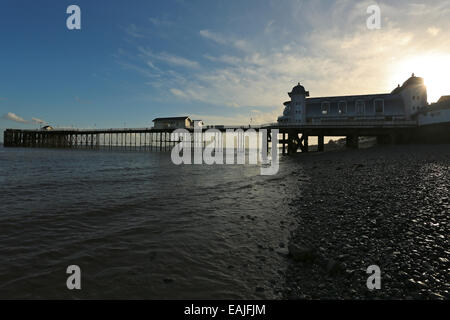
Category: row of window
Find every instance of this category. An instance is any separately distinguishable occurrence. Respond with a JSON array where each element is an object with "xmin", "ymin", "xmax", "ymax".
[{"xmin": 320, "ymin": 99, "xmax": 385, "ymax": 115}]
